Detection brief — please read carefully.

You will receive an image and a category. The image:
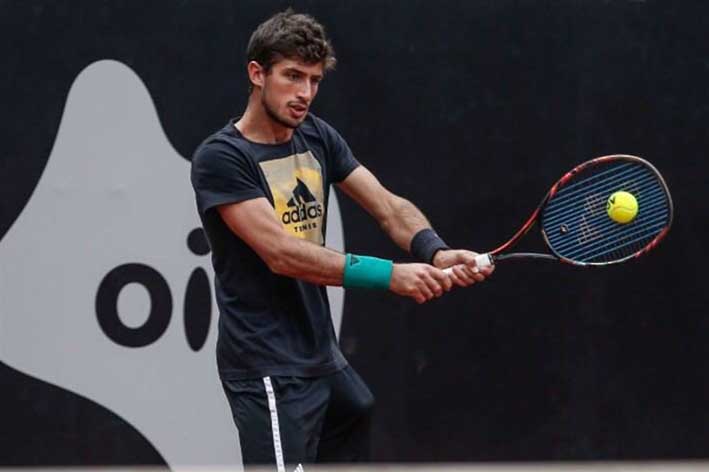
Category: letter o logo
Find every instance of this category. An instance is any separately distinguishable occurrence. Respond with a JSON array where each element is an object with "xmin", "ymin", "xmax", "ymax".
[{"xmin": 96, "ymin": 263, "xmax": 172, "ymax": 347}]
